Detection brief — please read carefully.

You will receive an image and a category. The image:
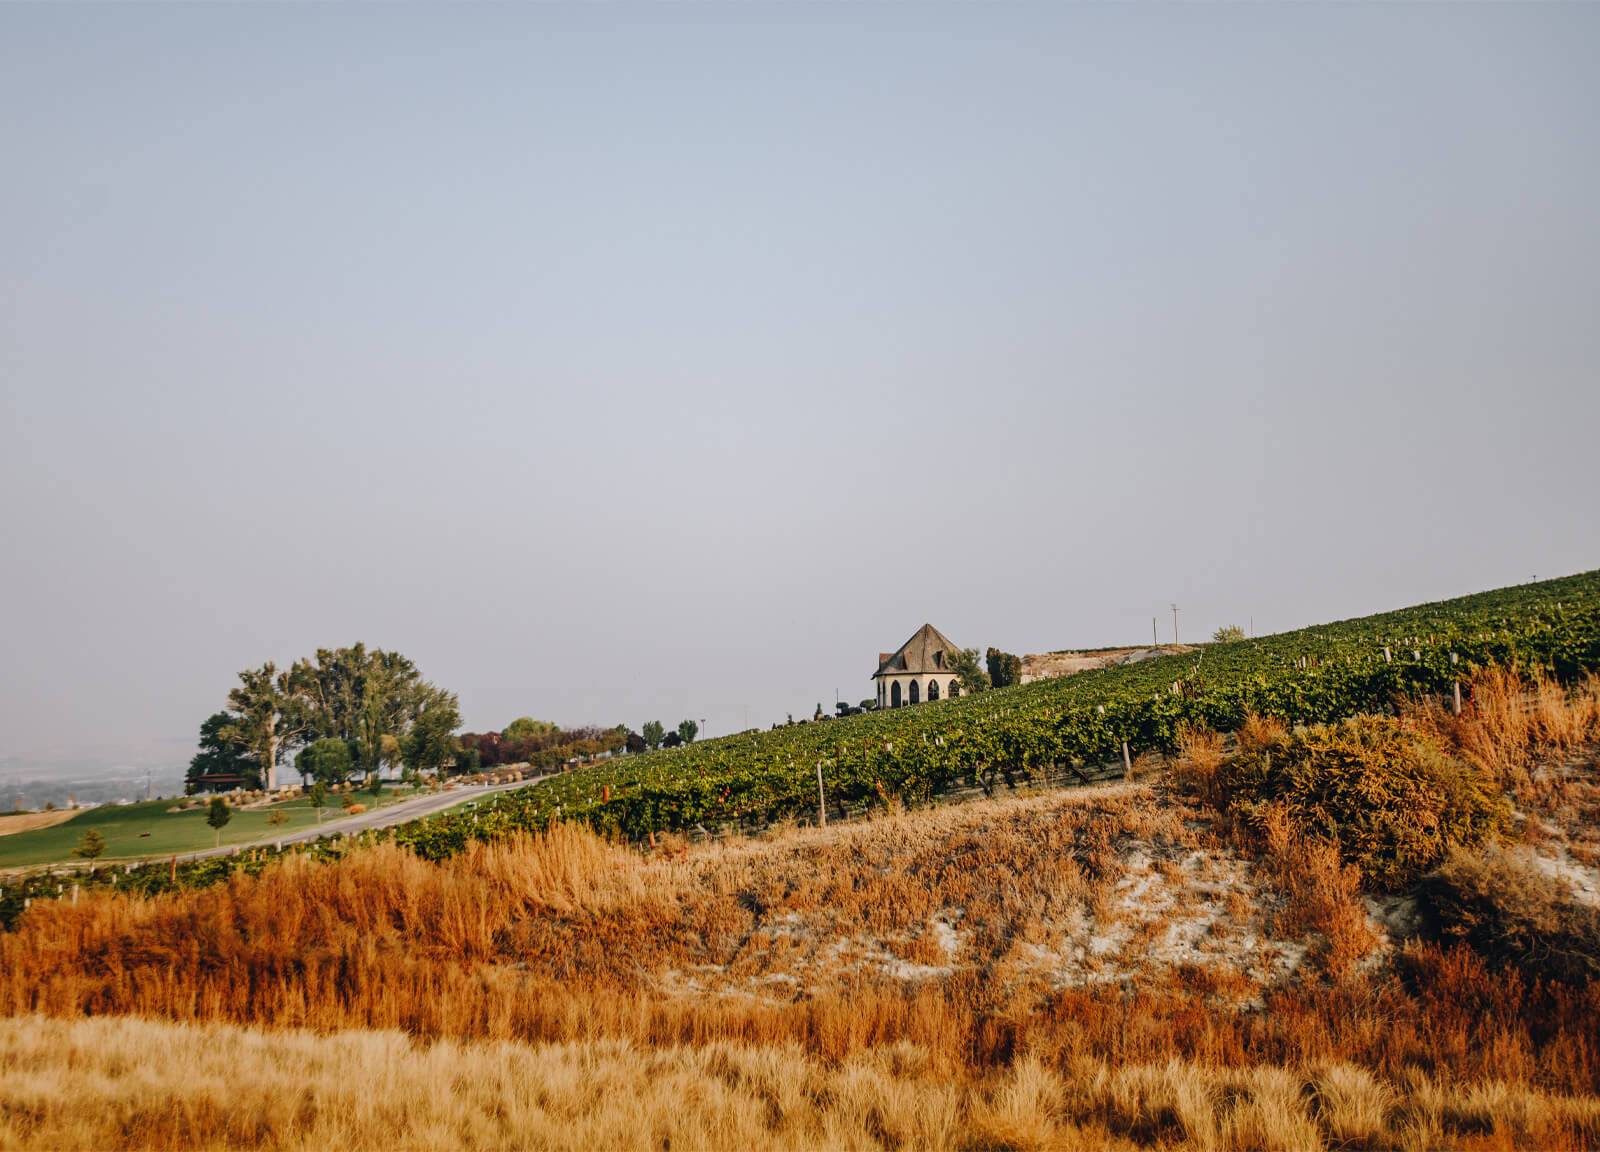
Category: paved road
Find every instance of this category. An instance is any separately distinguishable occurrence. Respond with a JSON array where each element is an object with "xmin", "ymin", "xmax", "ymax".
[{"xmin": 173, "ymin": 776, "xmax": 549, "ymax": 863}]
